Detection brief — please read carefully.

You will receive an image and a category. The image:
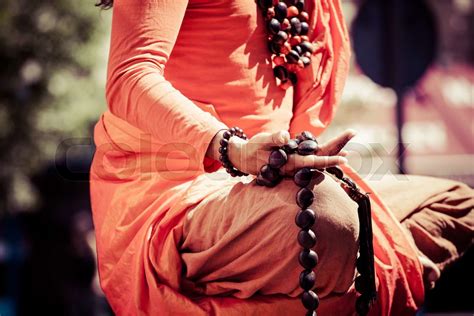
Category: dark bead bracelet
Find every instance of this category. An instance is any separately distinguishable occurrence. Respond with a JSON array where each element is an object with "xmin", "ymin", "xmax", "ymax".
[
  {"xmin": 218, "ymin": 127, "xmax": 249, "ymax": 177},
  {"xmin": 256, "ymin": 131, "xmax": 377, "ymax": 316}
]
